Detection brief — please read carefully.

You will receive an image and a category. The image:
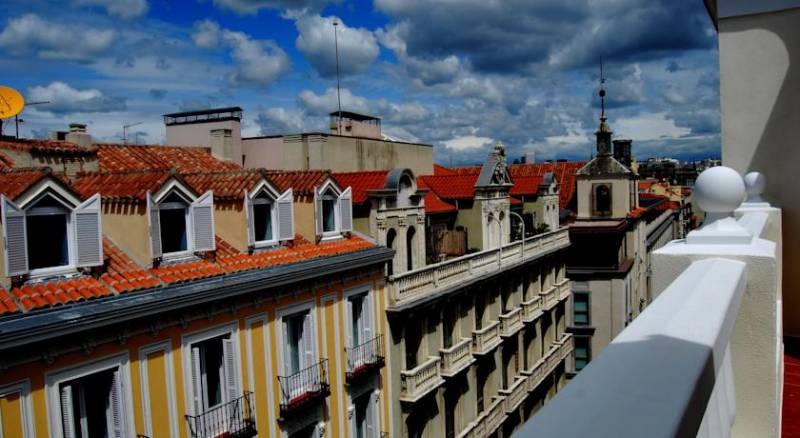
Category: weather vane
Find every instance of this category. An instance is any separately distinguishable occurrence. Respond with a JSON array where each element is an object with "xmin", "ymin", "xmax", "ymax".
[{"xmin": 599, "ymin": 57, "xmax": 607, "ymax": 120}]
